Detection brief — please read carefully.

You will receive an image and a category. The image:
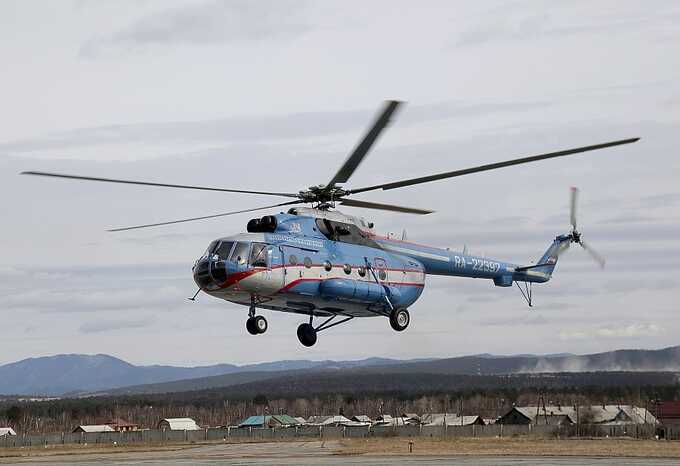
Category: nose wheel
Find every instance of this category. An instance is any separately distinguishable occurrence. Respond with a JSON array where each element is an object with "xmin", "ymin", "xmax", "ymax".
[
  {"xmin": 246, "ymin": 315, "xmax": 268, "ymax": 335},
  {"xmin": 245, "ymin": 296, "xmax": 268, "ymax": 335}
]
